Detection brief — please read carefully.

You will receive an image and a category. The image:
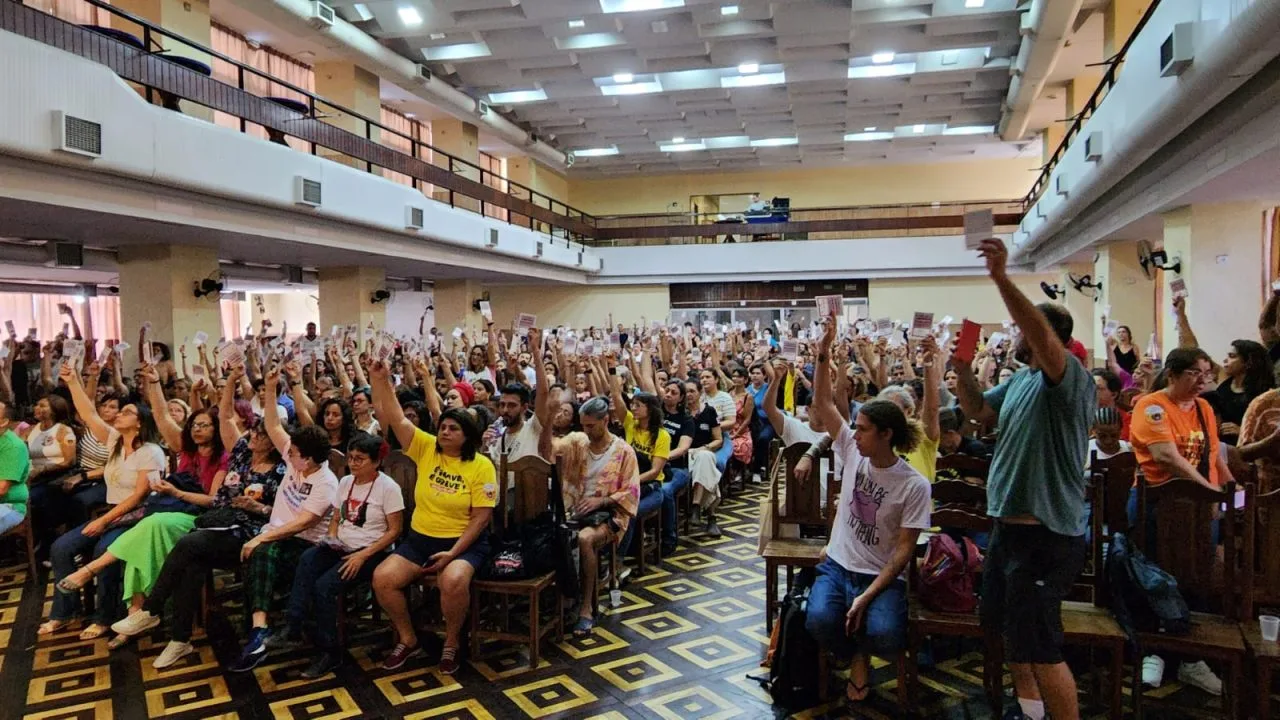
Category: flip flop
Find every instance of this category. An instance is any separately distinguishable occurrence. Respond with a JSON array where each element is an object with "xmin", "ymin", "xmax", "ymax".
[
  {"xmin": 37, "ymin": 620, "xmax": 68, "ymax": 635},
  {"xmin": 572, "ymin": 616, "xmax": 595, "ymax": 638},
  {"xmin": 107, "ymin": 633, "xmax": 135, "ymax": 650},
  {"xmin": 57, "ymin": 569, "xmax": 95, "ymax": 595},
  {"xmin": 79, "ymin": 624, "xmax": 109, "ymax": 641}
]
